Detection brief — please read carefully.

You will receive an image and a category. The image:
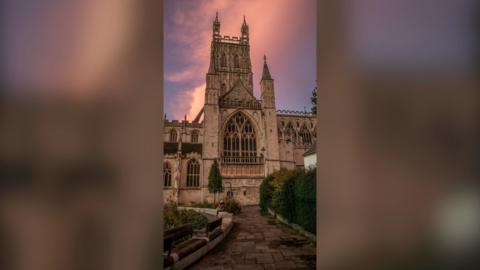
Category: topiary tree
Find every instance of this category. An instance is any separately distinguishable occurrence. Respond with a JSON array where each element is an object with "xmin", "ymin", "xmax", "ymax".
[{"xmin": 208, "ymin": 159, "xmax": 223, "ymax": 204}]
